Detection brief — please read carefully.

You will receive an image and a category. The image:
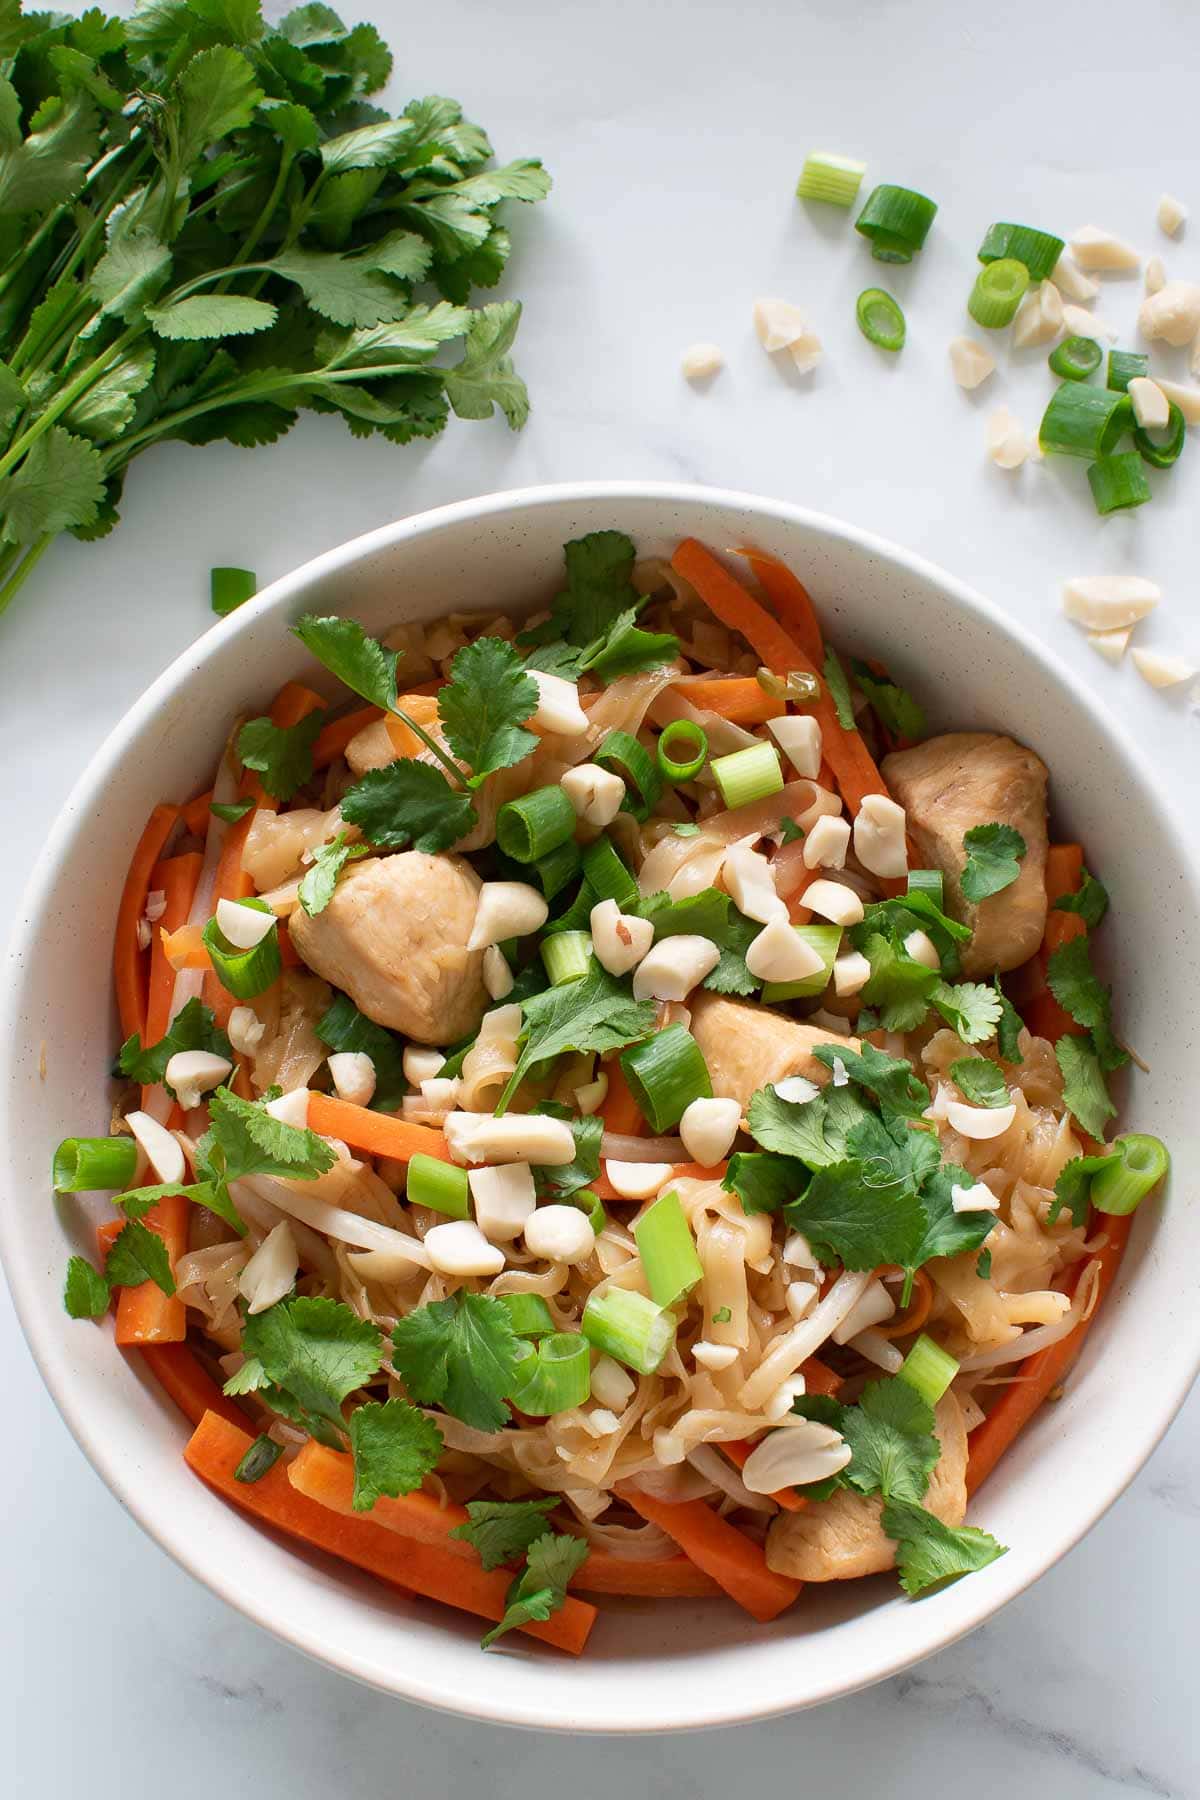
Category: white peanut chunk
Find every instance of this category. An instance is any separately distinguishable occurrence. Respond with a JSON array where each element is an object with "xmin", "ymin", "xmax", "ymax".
[
  {"xmin": 752, "ymin": 297, "xmax": 822, "ymax": 372},
  {"xmin": 1128, "ymin": 377, "xmax": 1170, "ymax": 430},
  {"xmin": 561, "ymin": 762, "xmax": 625, "ymax": 827},
  {"xmin": 468, "ymin": 881, "xmax": 549, "ymax": 950},
  {"xmin": 590, "ymin": 899, "xmax": 654, "ymax": 976},
  {"xmin": 530, "ymin": 670, "xmax": 588, "ymax": 735},
  {"xmin": 1138, "ymin": 281, "xmax": 1200, "ymax": 347},
  {"xmin": 403, "ymin": 1045, "xmax": 445, "ymax": 1086},
  {"xmin": 1052, "ymin": 253, "xmax": 1099, "ymax": 303},
  {"xmin": 803, "ymin": 814, "xmax": 851, "ymax": 870},
  {"xmin": 482, "ymin": 944, "xmax": 514, "ymax": 1000},
  {"xmin": 443, "ymin": 1112, "xmax": 576, "ymax": 1166},
  {"xmin": 126, "ymin": 1110, "xmax": 186, "ymax": 1186},
  {"xmin": 524, "ymin": 1205, "xmax": 596, "ymax": 1264},
  {"xmin": 986, "ymin": 406, "xmax": 1029, "ymax": 469},
  {"xmin": 1131, "ymin": 649, "xmax": 1197, "ymax": 689},
  {"xmin": 682, "ymin": 342, "xmax": 724, "ymax": 380},
  {"xmin": 164, "ymin": 1048, "xmax": 232, "ymax": 1110},
  {"xmin": 948, "ymin": 336, "xmax": 996, "ymax": 389},
  {"xmin": 1069, "ymin": 225, "xmax": 1141, "ymax": 271},
  {"xmin": 679, "ymin": 1096, "xmax": 741, "ymax": 1167},
  {"xmin": 766, "ymin": 714, "xmax": 823, "ymax": 778},
  {"xmin": 722, "ymin": 844, "xmax": 786, "ymax": 923},
  {"xmin": 853, "ymin": 793, "xmax": 908, "ymax": 878},
  {"xmin": 1087, "ymin": 629, "xmax": 1131, "ymax": 666},
  {"xmin": 1061, "ymin": 575, "xmax": 1160, "ymax": 631},
  {"xmin": 1157, "ymin": 193, "xmax": 1188, "ymax": 237},
  {"xmin": 604, "ymin": 1160, "xmax": 674, "ymax": 1199},
  {"xmin": 216, "ymin": 896, "xmax": 276, "ymax": 949},
  {"xmin": 425, "ymin": 1220, "xmax": 505, "ymax": 1277},
  {"xmin": 804, "ymin": 878, "xmax": 865, "ymax": 926},
  {"xmin": 1011, "ymin": 281, "xmax": 1063, "ymax": 349},
  {"xmin": 632, "ymin": 935, "xmax": 720, "ymax": 1001},
  {"xmin": 903, "ymin": 929, "xmax": 940, "ymax": 970},
  {"xmin": 745, "ymin": 916, "xmax": 826, "ymax": 984},
  {"xmin": 468, "ymin": 1162, "xmax": 537, "ymax": 1241},
  {"xmin": 326, "ymin": 1051, "xmax": 376, "ymax": 1107},
  {"xmin": 227, "ymin": 1006, "xmax": 265, "ymax": 1056},
  {"xmin": 833, "ymin": 950, "xmax": 871, "ymax": 997}
]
